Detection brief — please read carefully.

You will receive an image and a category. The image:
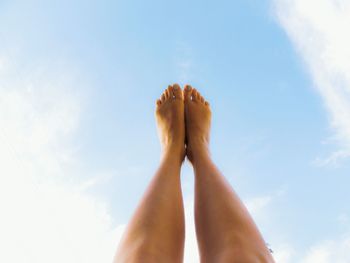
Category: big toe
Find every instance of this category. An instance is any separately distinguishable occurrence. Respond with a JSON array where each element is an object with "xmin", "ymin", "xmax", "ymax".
[
  {"xmin": 184, "ymin": 84, "xmax": 192, "ymax": 102},
  {"xmin": 172, "ymin": 83, "xmax": 183, "ymax": 100}
]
